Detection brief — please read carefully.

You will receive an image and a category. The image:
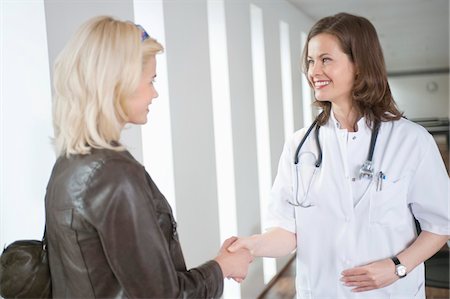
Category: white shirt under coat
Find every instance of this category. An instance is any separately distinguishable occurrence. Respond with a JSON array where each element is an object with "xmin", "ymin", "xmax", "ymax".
[{"xmin": 265, "ymin": 114, "xmax": 449, "ymax": 299}]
